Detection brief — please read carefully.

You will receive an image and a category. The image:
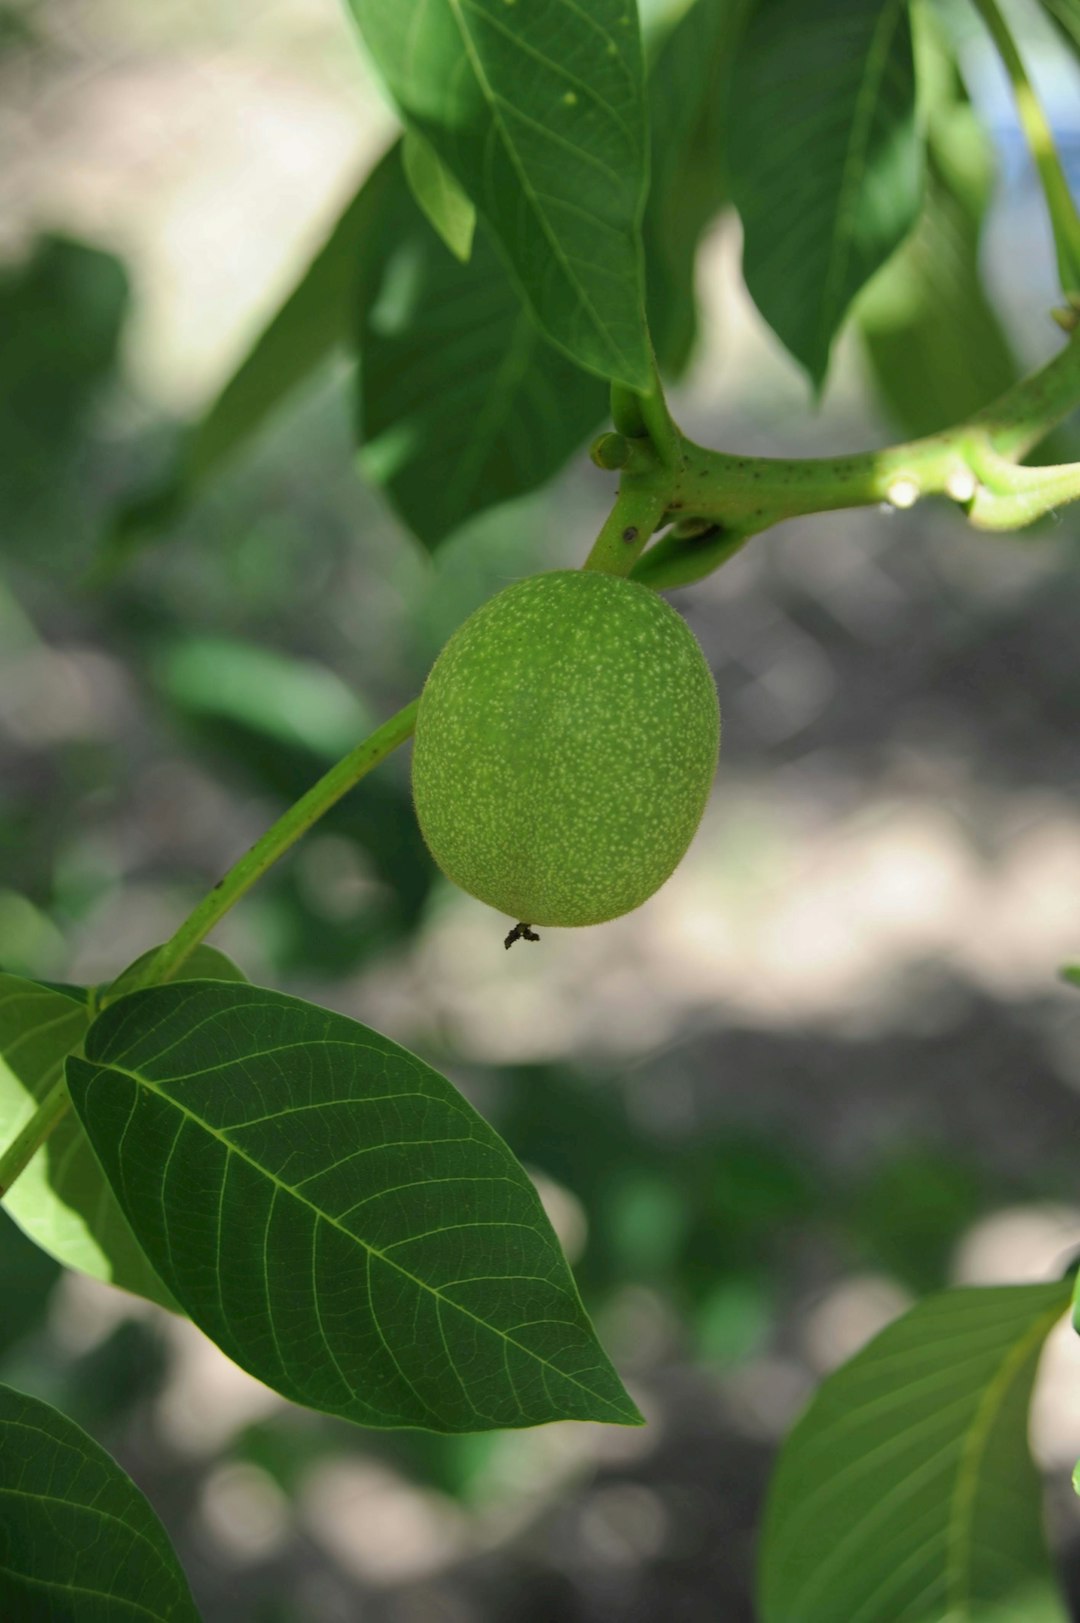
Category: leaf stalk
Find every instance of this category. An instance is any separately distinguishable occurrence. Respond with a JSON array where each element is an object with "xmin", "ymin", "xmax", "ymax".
[
  {"xmin": 0, "ymin": 701, "xmax": 421, "ymax": 1196},
  {"xmin": 0, "ymin": 1074, "xmax": 72, "ymax": 1199},
  {"xmin": 108, "ymin": 699, "xmax": 421, "ymax": 1001},
  {"xmin": 972, "ymin": 0, "xmax": 1080, "ymax": 303}
]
